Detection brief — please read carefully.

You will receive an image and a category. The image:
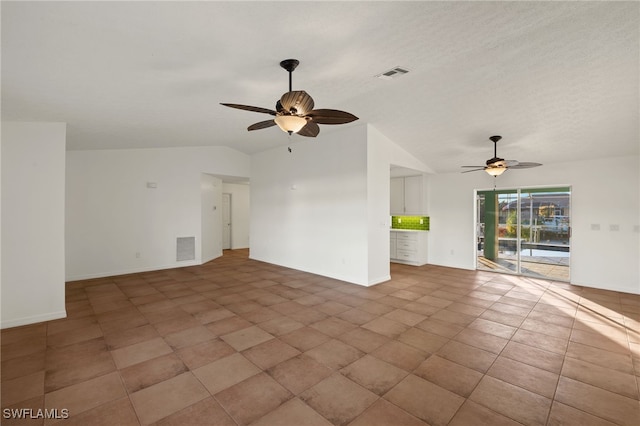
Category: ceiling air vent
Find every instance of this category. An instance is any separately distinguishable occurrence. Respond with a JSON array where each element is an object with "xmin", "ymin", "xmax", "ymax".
[{"xmin": 376, "ymin": 66, "xmax": 410, "ymax": 80}]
